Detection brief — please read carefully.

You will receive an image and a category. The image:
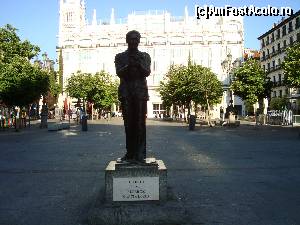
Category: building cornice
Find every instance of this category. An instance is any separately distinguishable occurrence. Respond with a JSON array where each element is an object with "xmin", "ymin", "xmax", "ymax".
[{"xmin": 258, "ymin": 10, "xmax": 300, "ymax": 40}]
